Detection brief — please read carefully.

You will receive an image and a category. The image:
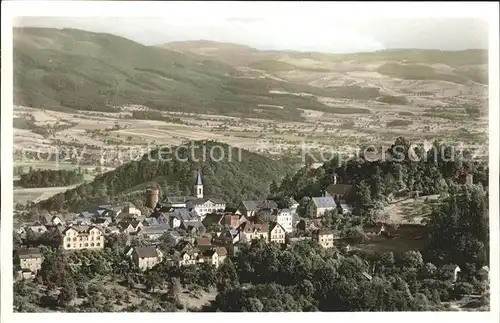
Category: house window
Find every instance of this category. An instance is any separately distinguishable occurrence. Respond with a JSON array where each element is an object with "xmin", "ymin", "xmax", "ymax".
[
  {"xmin": 73, "ymin": 237, "xmax": 77, "ymax": 241},
  {"xmin": 84, "ymin": 243, "xmax": 88, "ymax": 247},
  {"xmin": 91, "ymin": 243, "xmax": 94, "ymax": 247},
  {"xmin": 67, "ymin": 237, "xmax": 71, "ymax": 241},
  {"xmin": 96, "ymin": 243, "xmax": 100, "ymax": 247},
  {"xmin": 66, "ymin": 244, "xmax": 71, "ymax": 248}
]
